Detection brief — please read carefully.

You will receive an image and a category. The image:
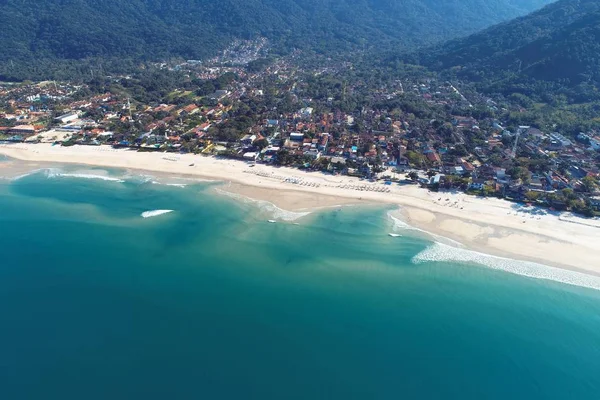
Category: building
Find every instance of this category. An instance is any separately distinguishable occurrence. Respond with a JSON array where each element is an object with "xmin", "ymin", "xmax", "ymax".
[
  {"xmin": 289, "ymin": 132, "xmax": 304, "ymax": 142},
  {"xmin": 469, "ymin": 178, "xmax": 486, "ymax": 191},
  {"xmin": 425, "ymin": 151, "xmax": 441, "ymax": 164},
  {"xmin": 55, "ymin": 112, "xmax": 79, "ymax": 124},
  {"xmin": 549, "ymin": 133, "xmax": 572, "ymax": 148},
  {"xmin": 9, "ymin": 125, "xmax": 36, "ymax": 135},
  {"xmin": 241, "ymin": 134, "xmax": 257, "ymax": 145}
]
